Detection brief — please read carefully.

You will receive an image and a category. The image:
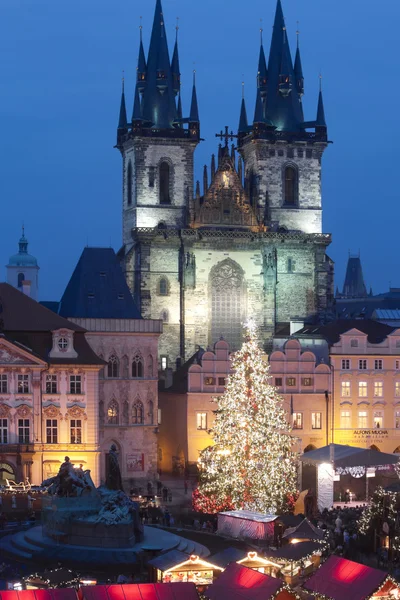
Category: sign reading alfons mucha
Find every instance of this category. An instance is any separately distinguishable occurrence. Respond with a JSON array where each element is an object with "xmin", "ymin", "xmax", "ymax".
[{"xmin": 337, "ymin": 428, "xmax": 390, "ymax": 448}]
